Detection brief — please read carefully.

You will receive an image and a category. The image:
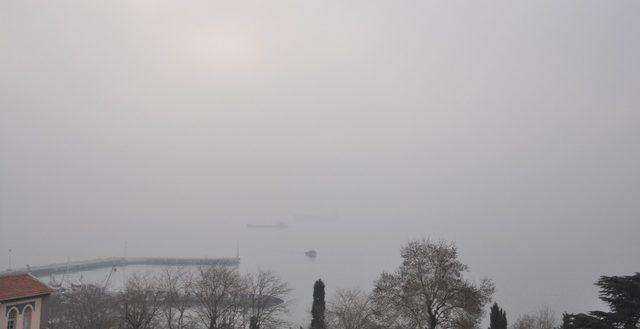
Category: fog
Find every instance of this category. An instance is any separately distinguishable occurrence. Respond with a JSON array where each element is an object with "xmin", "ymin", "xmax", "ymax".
[{"xmin": 1, "ymin": 0, "xmax": 639, "ymax": 324}]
